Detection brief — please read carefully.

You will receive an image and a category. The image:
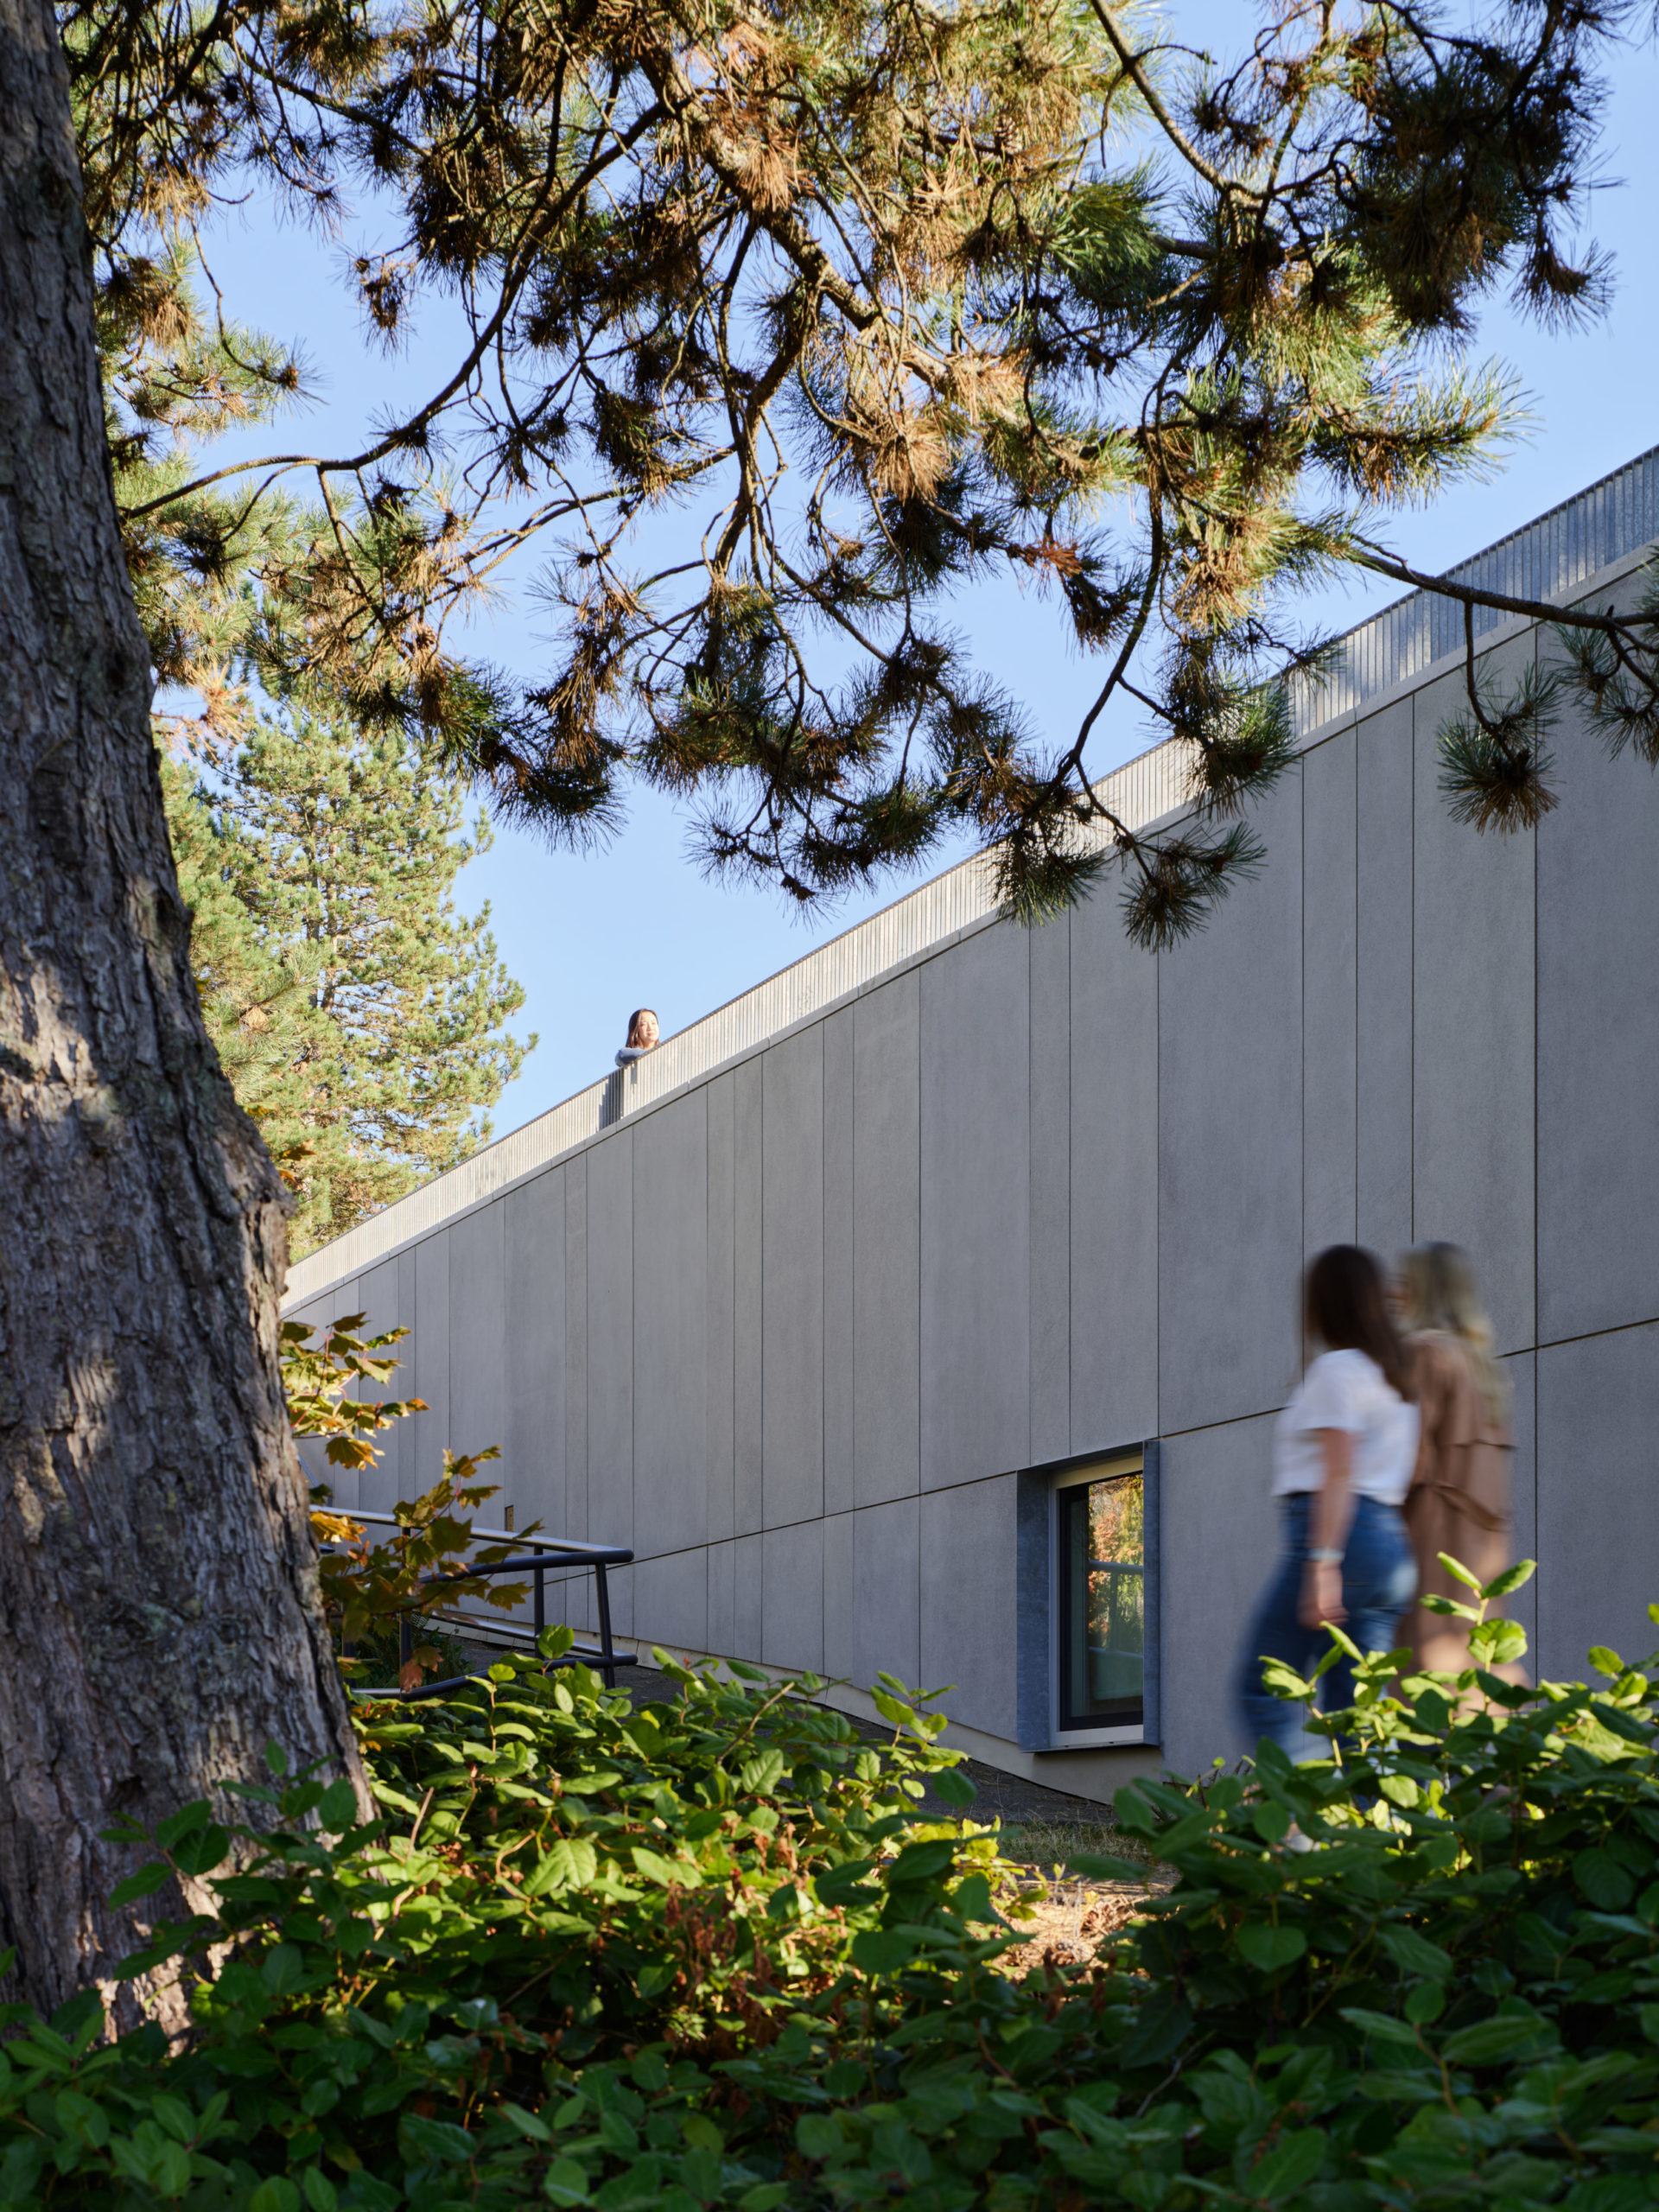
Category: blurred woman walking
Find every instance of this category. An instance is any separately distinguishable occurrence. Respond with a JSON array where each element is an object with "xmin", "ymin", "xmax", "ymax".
[
  {"xmin": 1396, "ymin": 1243, "xmax": 1517, "ymax": 1676},
  {"xmin": 1236, "ymin": 1246, "xmax": 1420, "ymax": 1763}
]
